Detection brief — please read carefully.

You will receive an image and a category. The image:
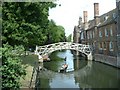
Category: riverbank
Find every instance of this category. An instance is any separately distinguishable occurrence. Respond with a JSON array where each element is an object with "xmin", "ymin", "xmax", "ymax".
[
  {"xmin": 20, "ymin": 54, "xmax": 38, "ymax": 88},
  {"xmin": 94, "ymin": 54, "xmax": 120, "ymax": 69}
]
